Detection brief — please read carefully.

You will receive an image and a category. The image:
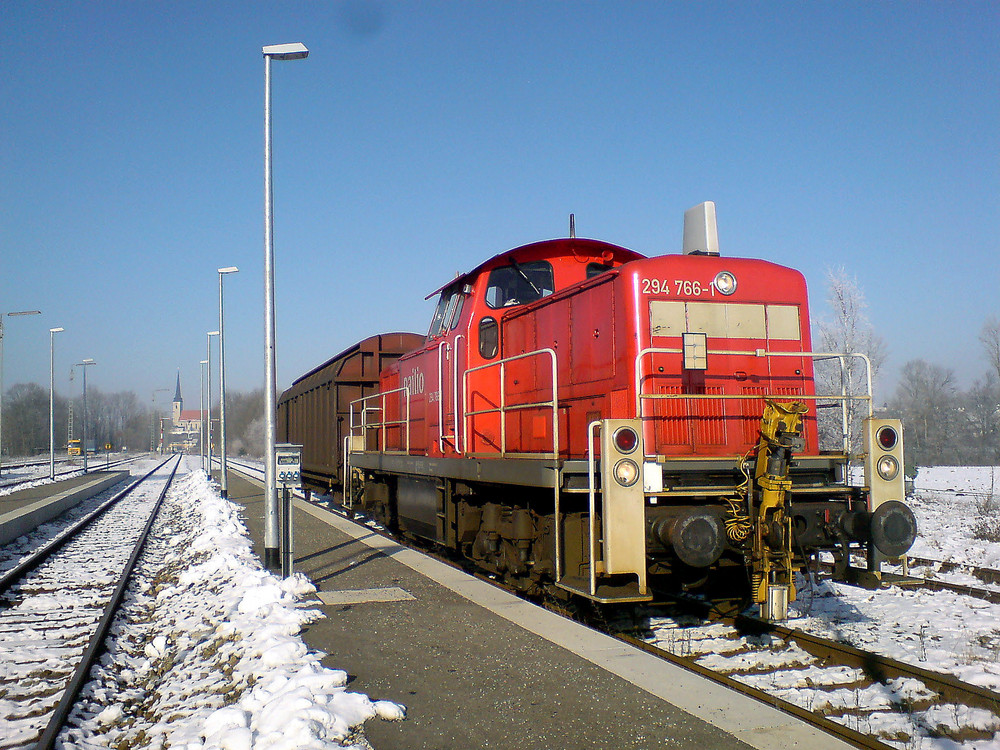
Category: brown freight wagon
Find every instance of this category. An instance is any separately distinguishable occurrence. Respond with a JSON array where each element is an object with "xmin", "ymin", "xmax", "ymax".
[{"xmin": 276, "ymin": 332, "xmax": 424, "ymax": 496}]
